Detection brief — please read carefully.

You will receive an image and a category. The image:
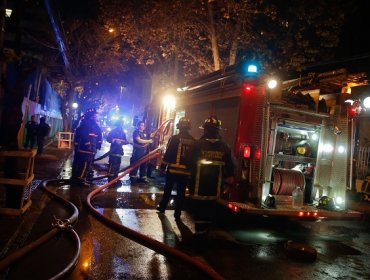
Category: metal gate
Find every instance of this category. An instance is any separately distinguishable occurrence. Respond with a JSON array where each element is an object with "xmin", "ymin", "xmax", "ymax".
[{"xmin": 357, "ymin": 146, "xmax": 370, "ymax": 179}]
